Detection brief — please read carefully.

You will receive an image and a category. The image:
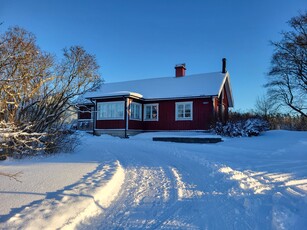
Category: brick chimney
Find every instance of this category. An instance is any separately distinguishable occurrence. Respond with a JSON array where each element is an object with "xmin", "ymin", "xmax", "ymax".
[
  {"xmin": 222, "ymin": 58, "xmax": 227, "ymax": 73},
  {"xmin": 175, "ymin": 63, "xmax": 186, "ymax": 77}
]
